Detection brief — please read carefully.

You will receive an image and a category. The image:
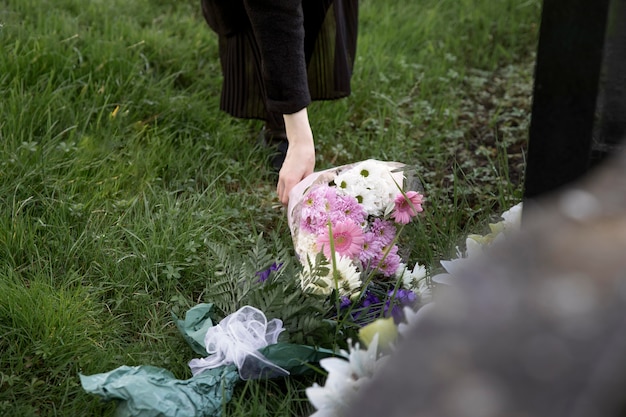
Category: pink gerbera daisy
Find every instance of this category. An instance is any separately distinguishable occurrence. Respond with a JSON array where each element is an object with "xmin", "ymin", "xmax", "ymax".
[
  {"xmin": 317, "ymin": 219, "xmax": 365, "ymax": 260},
  {"xmin": 392, "ymin": 191, "xmax": 424, "ymax": 224}
]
